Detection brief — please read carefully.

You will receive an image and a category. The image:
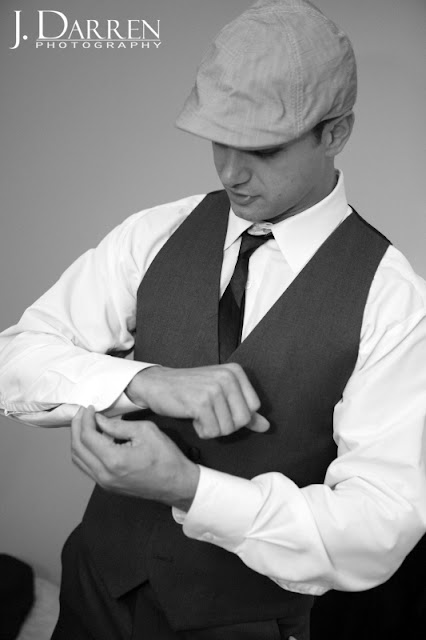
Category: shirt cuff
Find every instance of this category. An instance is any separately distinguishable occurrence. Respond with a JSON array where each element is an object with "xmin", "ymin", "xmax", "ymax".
[
  {"xmin": 84, "ymin": 357, "xmax": 153, "ymax": 412},
  {"xmin": 174, "ymin": 465, "xmax": 329, "ymax": 597},
  {"xmin": 180, "ymin": 466, "xmax": 264, "ymax": 548},
  {"xmin": 103, "ymin": 391, "xmax": 146, "ymax": 417},
  {"xmin": 103, "ymin": 361, "xmax": 159, "ymax": 416},
  {"xmin": 1, "ymin": 359, "xmax": 154, "ymax": 426}
]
